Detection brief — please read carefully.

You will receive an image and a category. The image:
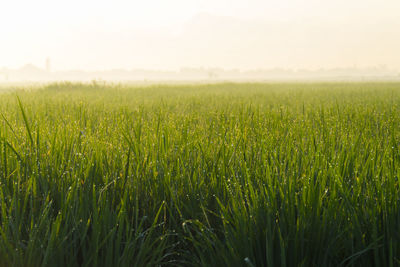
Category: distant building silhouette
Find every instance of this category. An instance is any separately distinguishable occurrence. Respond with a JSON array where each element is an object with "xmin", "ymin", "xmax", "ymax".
[{"xmin": 46, "ymin": 57, "xmax": 51, "ymax": 72}]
